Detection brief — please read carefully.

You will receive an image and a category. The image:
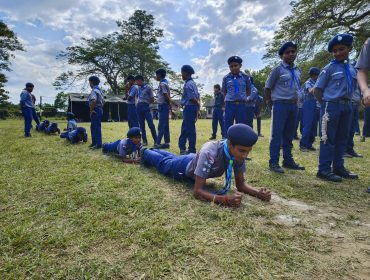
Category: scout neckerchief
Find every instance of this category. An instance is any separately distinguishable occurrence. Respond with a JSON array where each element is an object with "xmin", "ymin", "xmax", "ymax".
[
  {"xmin": 288, "ymin": 65, "xmax": 300, "ymax": 90},
  {"xmin": 331, "ymin": 59, "xmax": 353, "ymax": 96},
  {"xmin": 214, "ymin": 140, "xmax": 235, "ymax": 195}
]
